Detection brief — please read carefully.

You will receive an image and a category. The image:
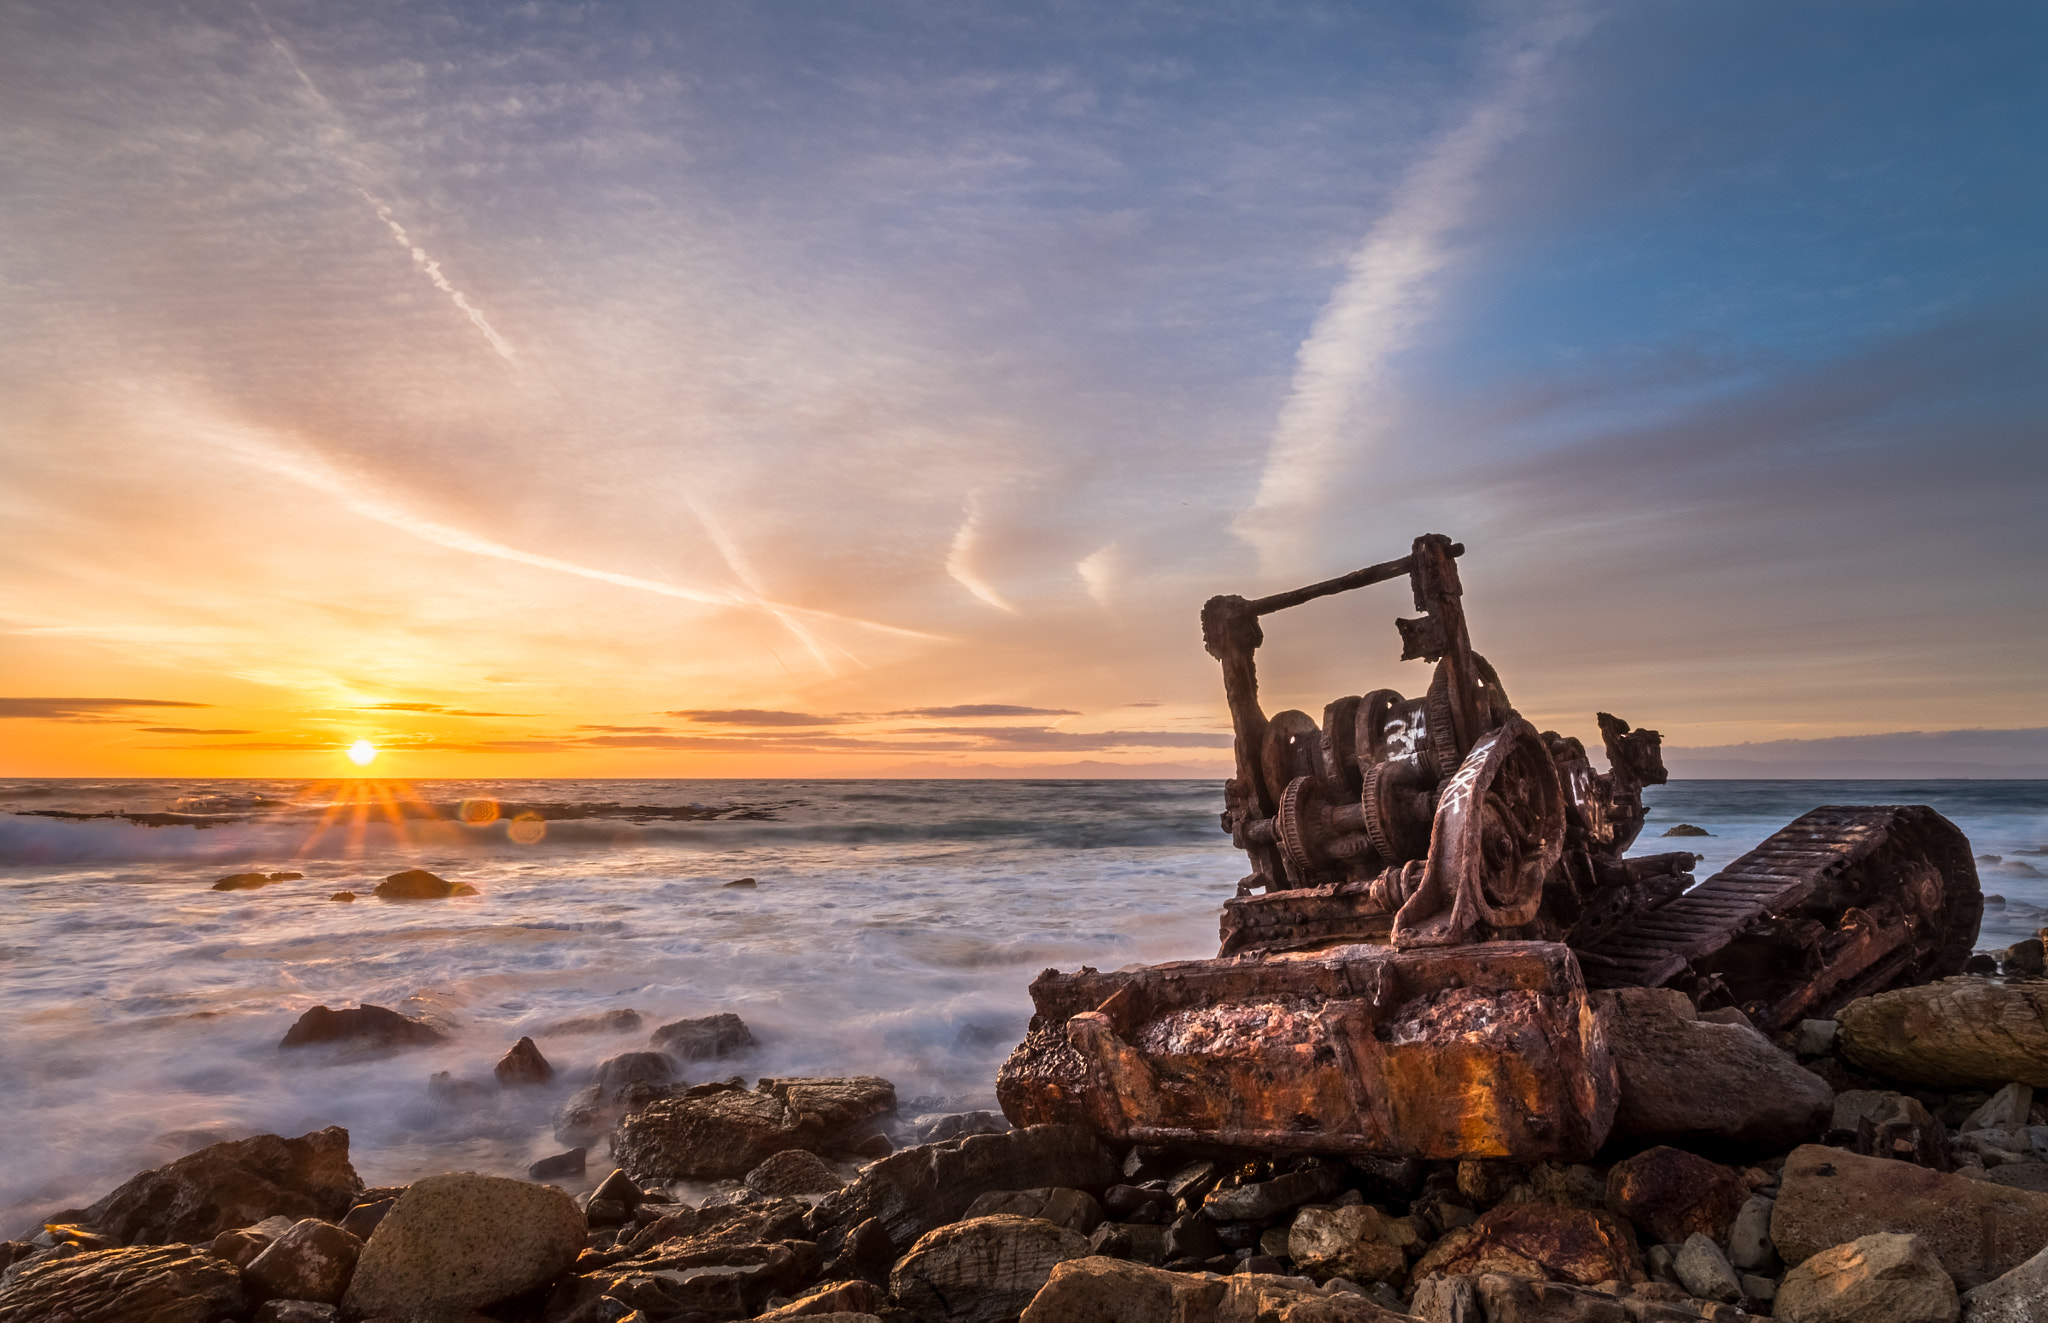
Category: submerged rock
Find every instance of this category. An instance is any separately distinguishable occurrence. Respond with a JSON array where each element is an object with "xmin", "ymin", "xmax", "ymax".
[
  {"xmin": 1837, "ymin": 978, "xmax": 2048, "ymax": 1088},
  {"xmin": 493, "ymin": 1036, "xmax": 554, "ymax": 1086},
  {"xmin": 79, "ymin": 1127, "xmax": 361, "ymax": 1246},
  {"xmin": 277, "ymin": 1004, "xmax": 449, "ymax": 1056},
  {"xmin": 372, "ymin": 868, "xmax": 478, "ymax": 900},
  {"xmin": 340, "ymin": 1173, "xmax": 583, "ymax": 1320},
  {"xmin": 552, "ymin": 1050, "xmax": 681, "ymax": 1146},
  {"xmin": 610, "ymin": 1075, "xmax": 895, "ymax": 1181},
  {"xmin": 537, "ymin": 1007, "xmax": 642, "ymax": 1037},
  {"xmin": 0, "ymin": 1244, "xmax": 244, "ymax": 1322},
  {"xmin": 649, "ymin": 1011, "xmax": 759, "ymax": 1060}
]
